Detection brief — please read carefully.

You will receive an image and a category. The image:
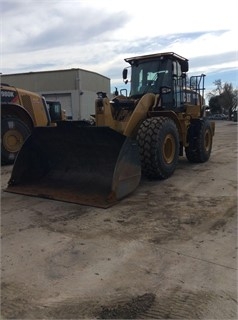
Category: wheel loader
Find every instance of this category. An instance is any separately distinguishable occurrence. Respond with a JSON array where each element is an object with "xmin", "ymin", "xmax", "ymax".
[
  {"xmin": 1, "ymin": 84, "xmax": 65, "ymax": 165},
  {"xmin": 6, "ymin": 52, "xmax": 215, "ymax": 208}
]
